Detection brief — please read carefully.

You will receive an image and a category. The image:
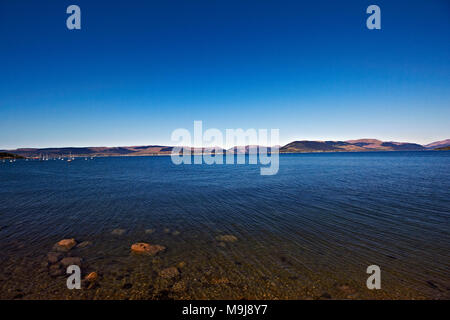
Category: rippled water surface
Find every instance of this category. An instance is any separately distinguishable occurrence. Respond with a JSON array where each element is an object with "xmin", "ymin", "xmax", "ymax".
[{"xmin": 0, "ymin": 152, "xmax": 449, "ymax": 299}]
